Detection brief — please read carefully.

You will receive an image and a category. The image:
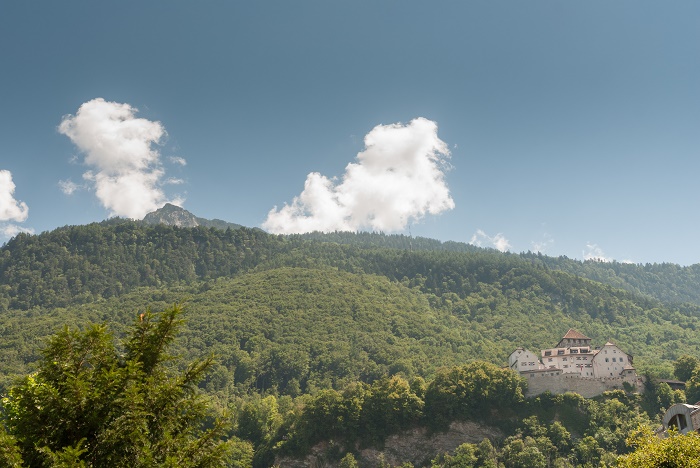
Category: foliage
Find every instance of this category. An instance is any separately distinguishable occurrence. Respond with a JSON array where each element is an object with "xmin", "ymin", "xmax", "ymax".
[
  {"xmin": 424, "ymin": 362, "xmax": 525, "ymax": 426},
  {"xmin": 430, "ymin": 442, "xmax": 478, "ymax": 467},
  {"xmin": 674, "ymin": 354, "xmax": 699, "ymax": 382},
  {"xmin": 4, "ymin": 224, "xmax": 700, "ymax": 464},
  {"xmin": 617, "ymin": 426, "xmax": 700, "ymax": 467},
  {"xmin": 4, "ymin": 223, "xmax": 700, "ymax": 393},
  {"xmin": 0, "ymin": 305, "xmax": 251, "ymax": 467},
  {"xmin": 685, "ymin": 367, "xmax": 700, "ymax": 405}
]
